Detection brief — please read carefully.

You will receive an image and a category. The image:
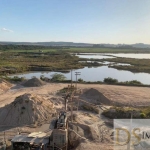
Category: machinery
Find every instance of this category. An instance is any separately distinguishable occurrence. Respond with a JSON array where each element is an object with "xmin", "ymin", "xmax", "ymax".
[
  {"xmin": 0, "ymin": 140, "xmax": 6, "ymax": 150},
  {"xmin": 49, "ymin": 112, "xmax": 68, "ymax": 150}
]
